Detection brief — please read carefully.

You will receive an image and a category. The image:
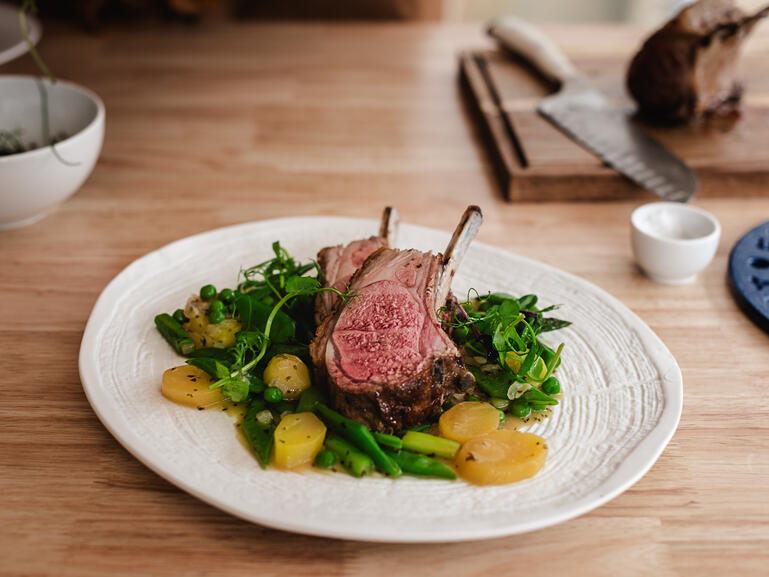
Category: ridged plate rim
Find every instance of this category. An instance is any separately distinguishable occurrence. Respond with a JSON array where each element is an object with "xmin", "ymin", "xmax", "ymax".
[{"xmin": 79, "ymin": 216, "xmax": 682, "ymax": 543}]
